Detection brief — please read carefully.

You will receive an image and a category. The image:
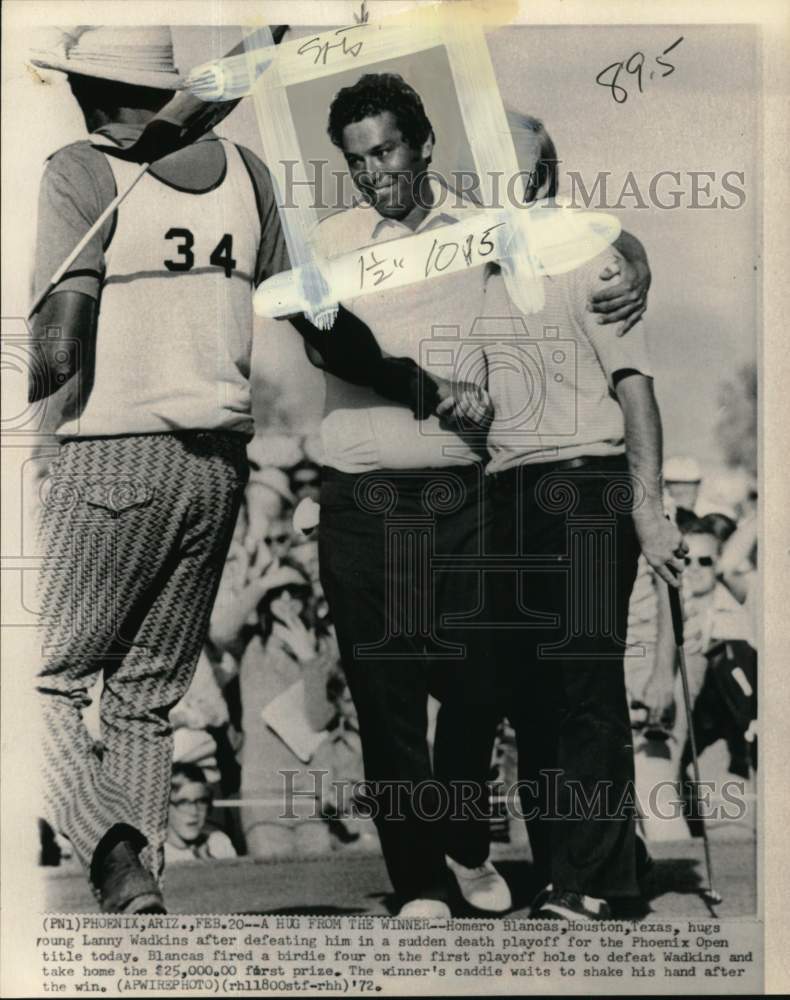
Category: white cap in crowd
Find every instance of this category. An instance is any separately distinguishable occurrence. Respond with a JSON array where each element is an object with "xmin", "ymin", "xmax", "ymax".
[{"xmin": 663, "ymin": 455, "xmax": 702, "ymax": 483}]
